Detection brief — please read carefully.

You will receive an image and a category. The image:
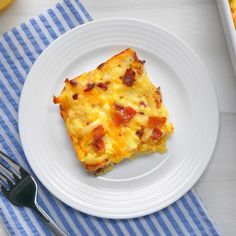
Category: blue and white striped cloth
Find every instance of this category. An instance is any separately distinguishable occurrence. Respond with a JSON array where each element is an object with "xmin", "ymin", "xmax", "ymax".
[{"xmin": 0, "ymin": 0, "xmax": 220, "ymax": 235}]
